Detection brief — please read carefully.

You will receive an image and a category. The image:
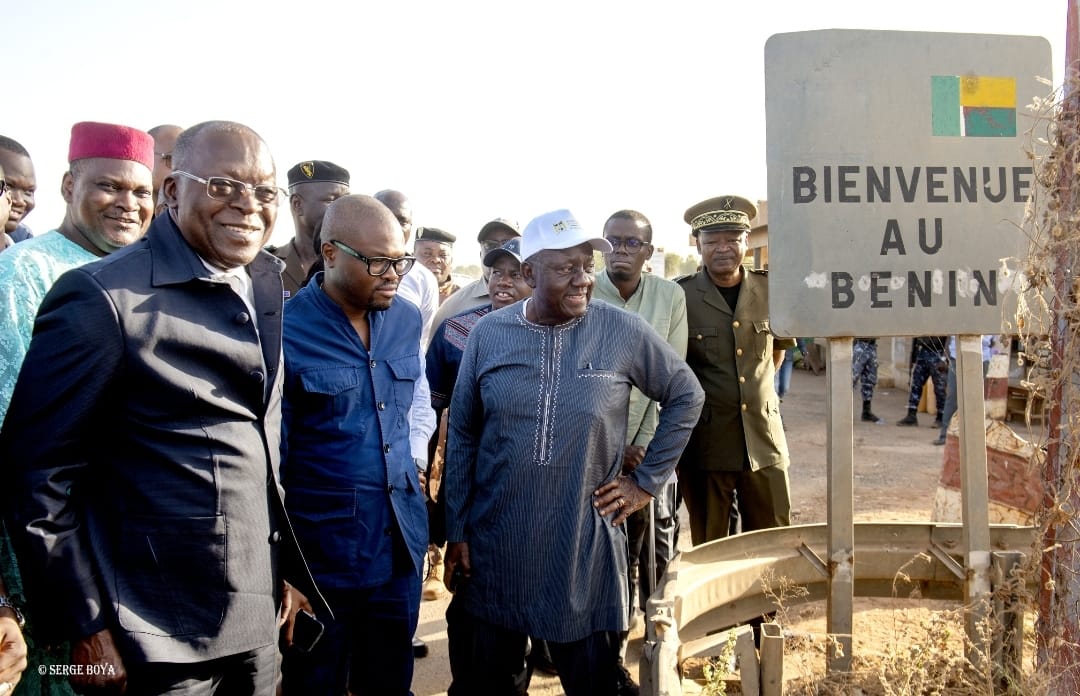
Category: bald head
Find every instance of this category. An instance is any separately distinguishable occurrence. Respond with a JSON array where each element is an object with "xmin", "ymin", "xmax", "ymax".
[
  {"xmin": 148, "ymin": 124, "xmax": 183, "ymax": 201},
  {"xmin": 374, "ymin": 189, "xmax": 413, "ymax": 243},
  {"xmin": 324, "ymin": 195, "xmax": 400, "ymax": 248},
  {"xmin": 322, "ymin": 195, "xmax": 407, "ymax": 315}
]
